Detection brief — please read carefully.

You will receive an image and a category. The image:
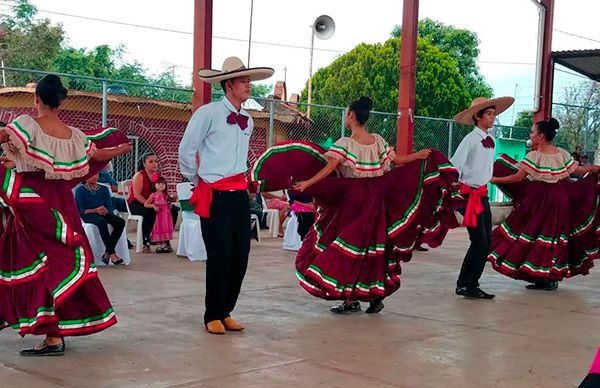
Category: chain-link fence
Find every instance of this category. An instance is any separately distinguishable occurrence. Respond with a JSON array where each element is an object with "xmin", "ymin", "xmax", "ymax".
[
  {"xmin": 0, "ymin": 67, "xmax": 194, "ymax": 190},
  {"xmin": 1, "ymin": 66, "xmax": 595, "ymax": 186},
  {"xmin": 553, "ymin": 102, "xmax": 600, "ymax": 163}
]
